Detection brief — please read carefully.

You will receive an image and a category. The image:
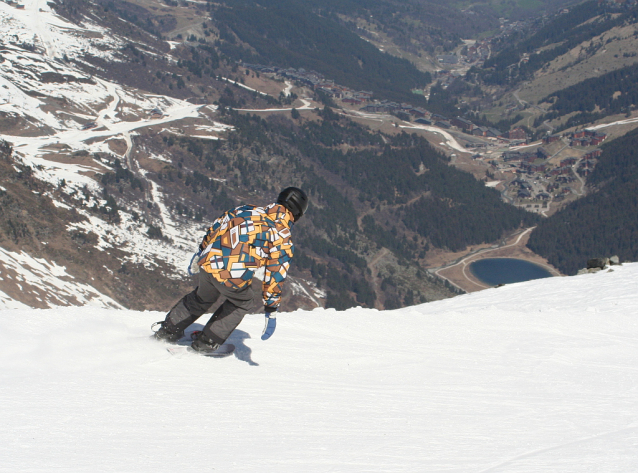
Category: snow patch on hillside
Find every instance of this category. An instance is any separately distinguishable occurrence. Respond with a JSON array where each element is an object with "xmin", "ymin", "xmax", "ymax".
[
  {"xmin": 0, "ymin": 246, "xmax": 122, "ymax": 308},
  {"xmin": 0, "ymin": 0, "xmax": 123, "ymax": 62},
  {"xmin": 0, "ymin": 0, "xmax": 239, "ymax": 285}
]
